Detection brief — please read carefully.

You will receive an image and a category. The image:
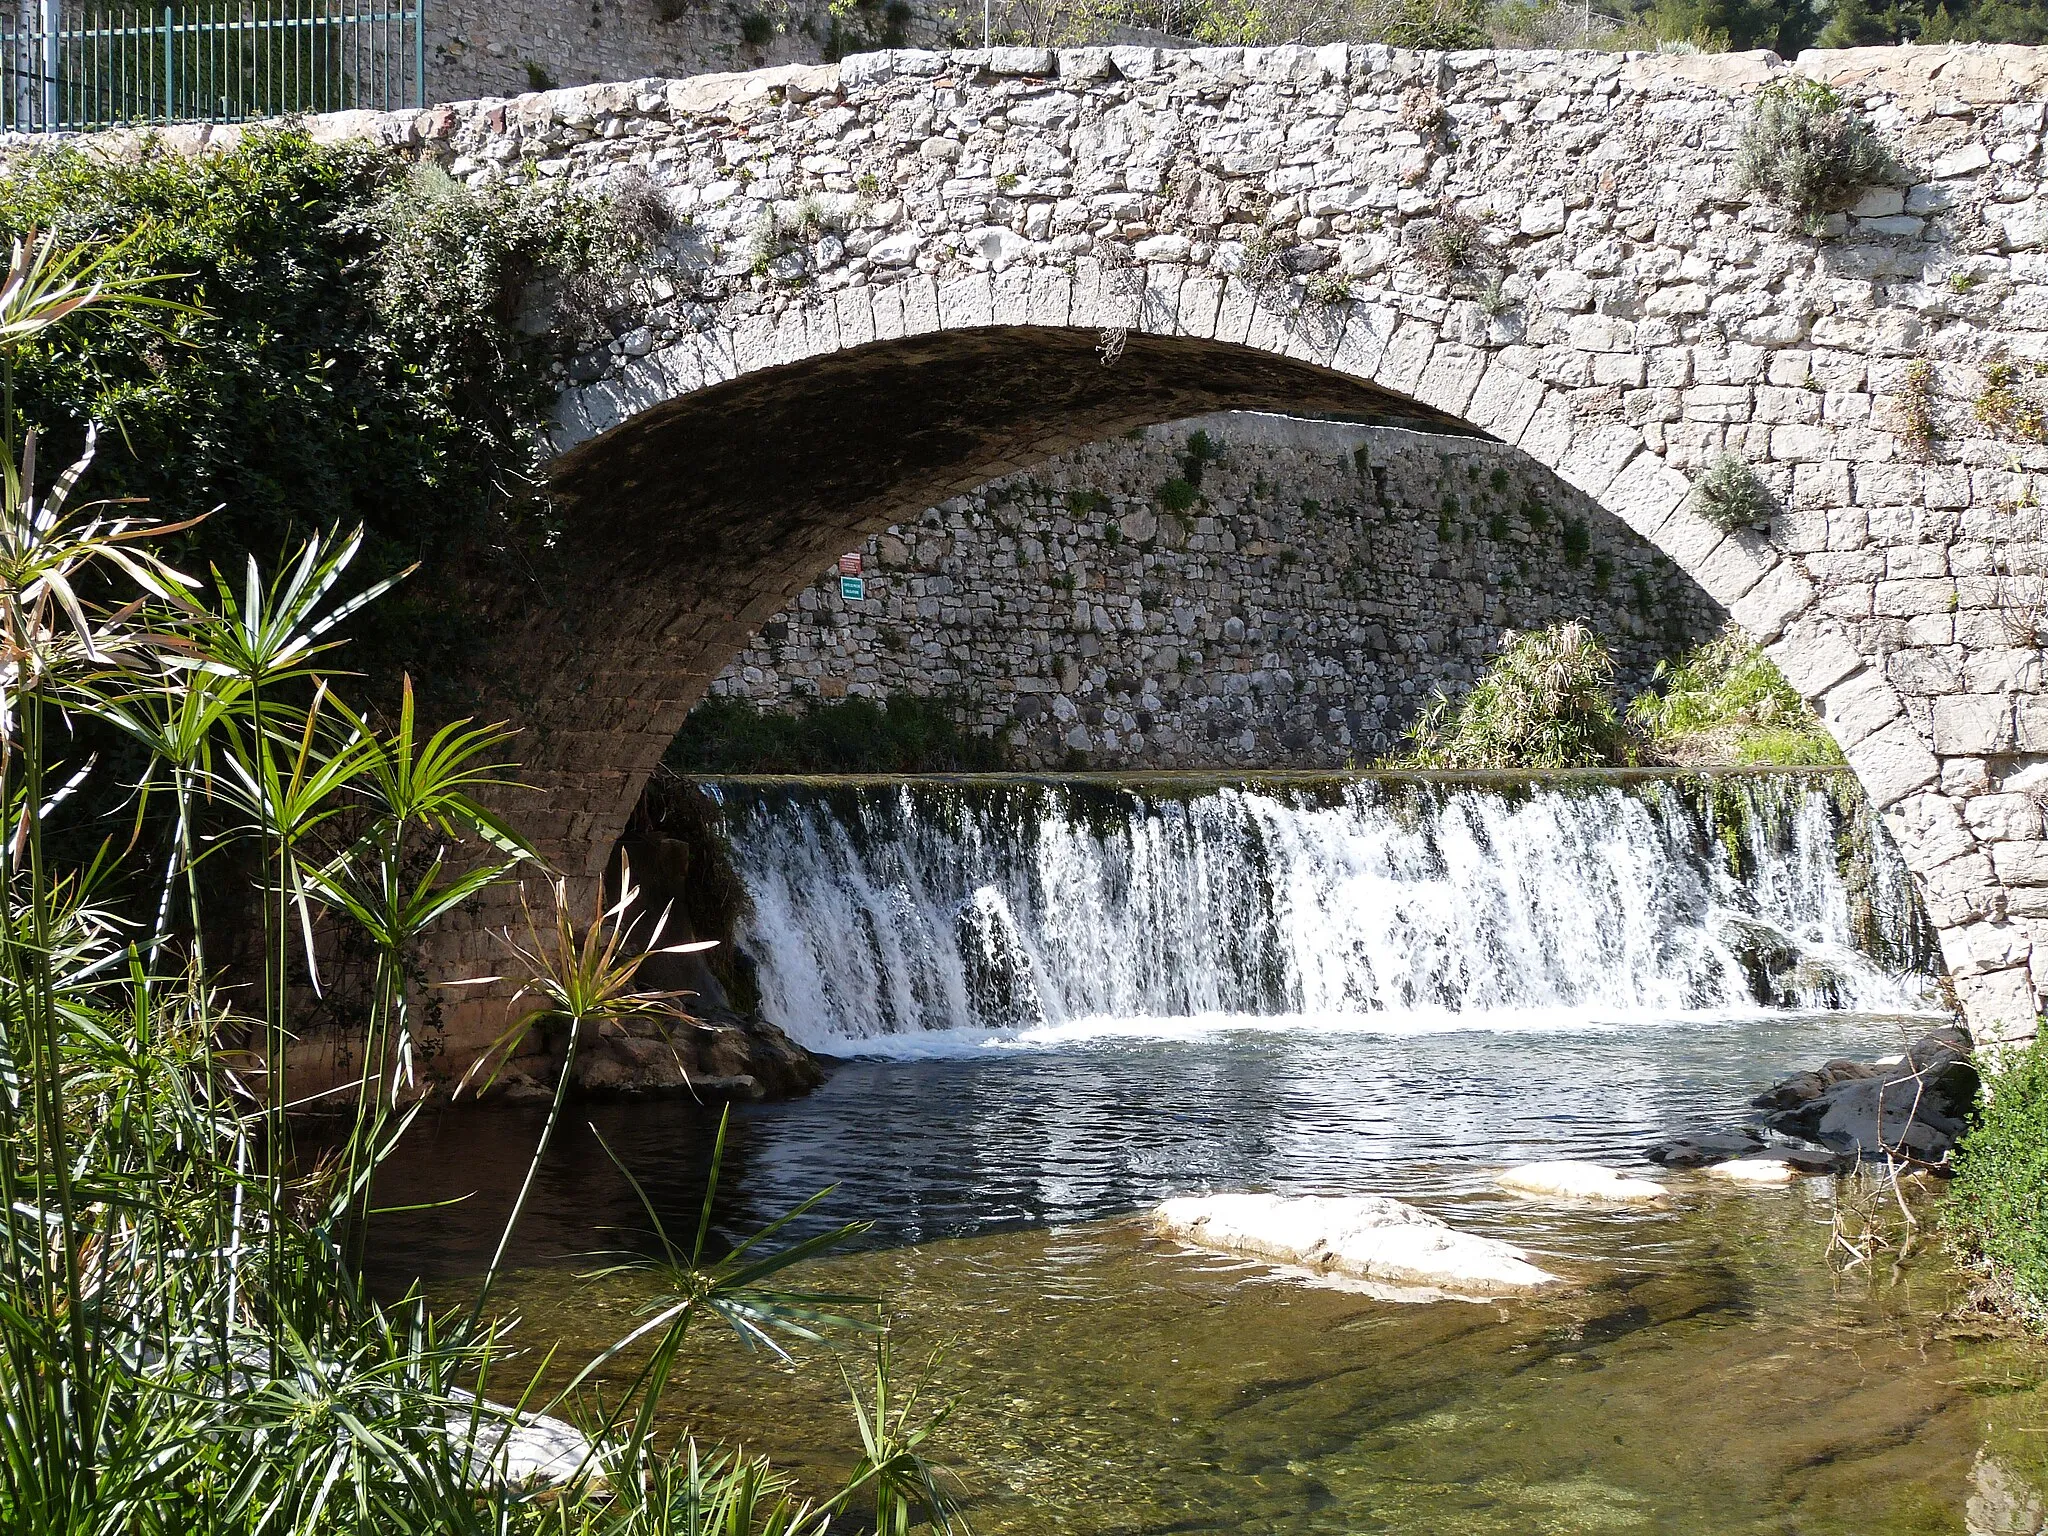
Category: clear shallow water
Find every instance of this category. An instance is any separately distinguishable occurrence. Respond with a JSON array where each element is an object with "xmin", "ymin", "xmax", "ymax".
[
  {"xmin": 373, "ymin": 1009, "xmax": 1942, "ymax": 1269},
  {"xmin": 361, "ymin": 775, "xmax": 2039, "ymax": 1533},
  {"xmin": 368, "ymin": 1011, "xmax": 2048, "ymax": 1535}
]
